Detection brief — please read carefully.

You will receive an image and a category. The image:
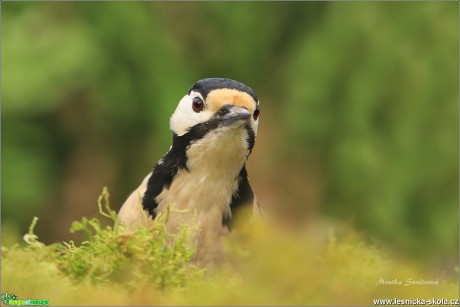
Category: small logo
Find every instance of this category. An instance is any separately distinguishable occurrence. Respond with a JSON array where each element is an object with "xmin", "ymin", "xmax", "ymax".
[{"xmin": 1, "ymin": 292, "xmax": 49, "ymax": 306}]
